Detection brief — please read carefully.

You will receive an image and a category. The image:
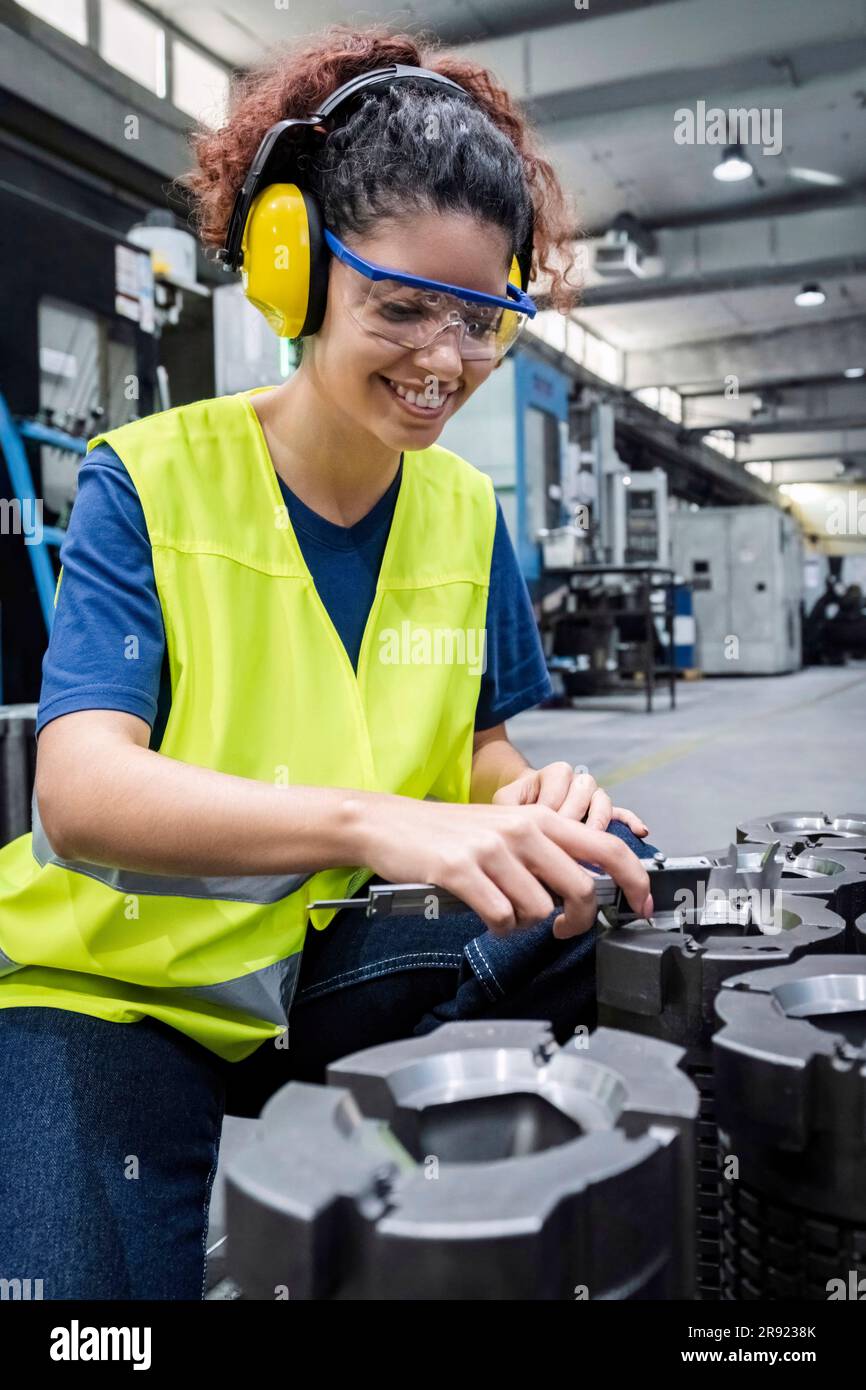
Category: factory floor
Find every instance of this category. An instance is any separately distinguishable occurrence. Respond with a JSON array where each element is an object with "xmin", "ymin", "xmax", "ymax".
[{"xmin": 508, "ymin": 664, "xmax": 866, "ymax": 856}]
